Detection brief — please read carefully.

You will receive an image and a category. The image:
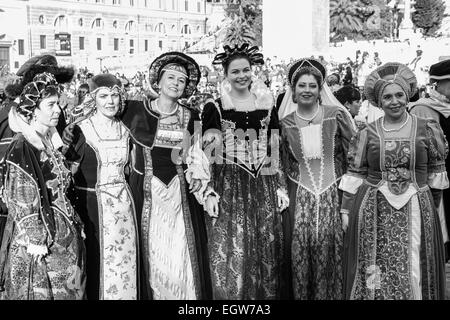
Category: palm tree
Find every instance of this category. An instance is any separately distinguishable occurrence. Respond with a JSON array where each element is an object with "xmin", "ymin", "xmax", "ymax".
[
  {"xmin": 224, "ymin": 18, "xmax": 256, "ymax": 46},
  {"xmin": 330, "ymin": 0, "xmax": 364, "ymax": 38}
]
